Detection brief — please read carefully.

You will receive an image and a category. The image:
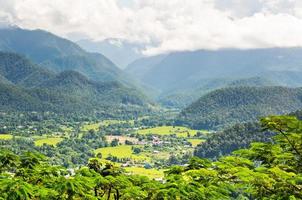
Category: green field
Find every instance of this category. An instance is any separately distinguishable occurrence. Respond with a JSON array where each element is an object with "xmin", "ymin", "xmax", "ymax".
[
  {"xmin": 81, "ymin": 122, "xmax": 101, "ymax": 132},
  {"xmin": 101, "ymin": 119, "xmax": 135, "ymax": 126},
  {"xmin": 34, "ymin": 137, "xmax": 64, "ymax": 146},
  {"xmin": 125, "ymin": 167, "xmax": 164, "ymax": 179},
  {"xmin": 188, "ymin": 139, "xmax": 205, "ymax": 147},
  {"xmin": 95, "ymin": 145, "xmax": 148, "ymax": 161},
  {"xmin": 137, "ymin": 126, "xmax": 200, "ymax": 137},
  {"xmin": 0, "ymin": 134, "xmax": 13, "ymax": 140}
]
